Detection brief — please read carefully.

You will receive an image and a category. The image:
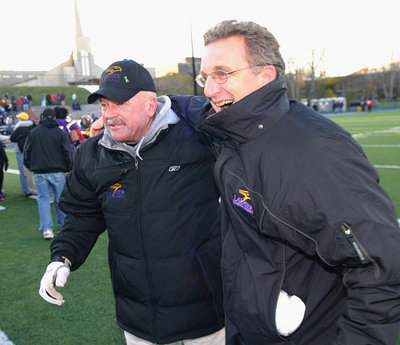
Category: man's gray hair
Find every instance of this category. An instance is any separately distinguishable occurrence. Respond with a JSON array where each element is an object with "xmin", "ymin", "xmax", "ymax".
[{"xmin": 203, "ymin": 20, "xmax": 286, "ymax": 79}]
